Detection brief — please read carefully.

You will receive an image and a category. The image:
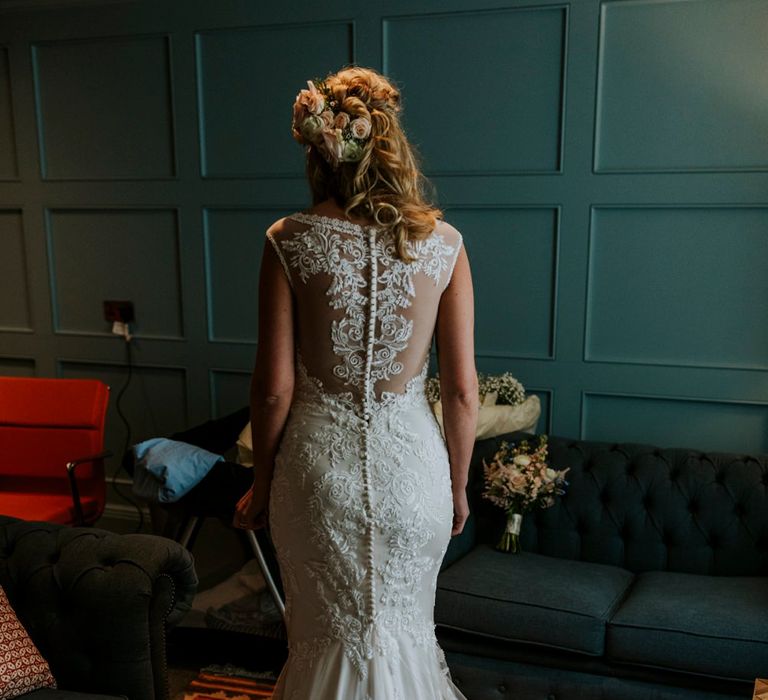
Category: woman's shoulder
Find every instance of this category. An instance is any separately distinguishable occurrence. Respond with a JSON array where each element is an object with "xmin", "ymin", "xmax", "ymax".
[
  {"xmin": 432, "ymin": 217, "xmax": 463, "ymax": 247},
  {"xmin": 265, "ymin": 212, "xmax": 313, "ymax": 242}
]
